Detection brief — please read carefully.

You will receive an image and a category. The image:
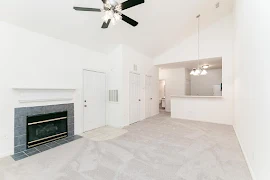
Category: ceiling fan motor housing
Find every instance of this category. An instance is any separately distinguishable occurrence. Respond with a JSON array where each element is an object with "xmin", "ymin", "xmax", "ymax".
[{"xmin": 74, "ymin": 0, "xmax": 145, "ymax": 28}]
